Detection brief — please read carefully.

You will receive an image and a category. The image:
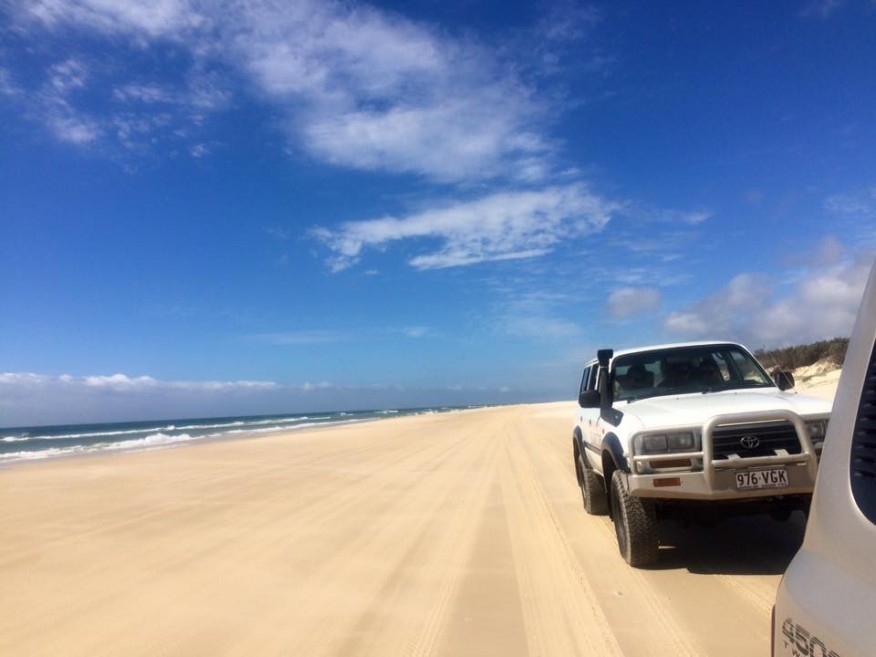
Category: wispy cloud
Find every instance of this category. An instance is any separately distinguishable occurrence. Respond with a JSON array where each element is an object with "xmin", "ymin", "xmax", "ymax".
[
  {"xmin": 32, "ymin": 58, "xmax": 103, "ymax": 144},
  {"xmin": 112, "ymin": 83, "xmax": 177, "ymax": 104},
  {"xmin": 313, "ymin": 183, "xmax": 619, "ymax": 271},
  {"xmin": 231, "ymin": 0, "xmax": 555, "ymax": 181},
  {"xmin": 1, "ymin": 372, "xmax": 280, "ymax": 393},
  {"xmin": 825, "ymin": 184, "xmax": 876, "ymax": 221},
  {"xmin": 244, "ymin": 325, "xmax": 439, "ymax": 344},
  {"xmin": 7, "ymin": 0, "xmax": 571, "ymax": 180},
  {"xmin": 664, "ymin": 243, "xmax": 874, "ymax": 347},
  {"xmin": 0, "ymin": 67, "xmax": 20, "ymax": 96},
  {"xmin": 0, "ymin": 371, "xmax": 521, "ymax": 426},
  {"xmin": 502, "ymin": 315, "xmax": 582, "ymax": 340},
  {"xmin": 21, "ymin": 0, "xmax": 205, "ymax": 38},
  {"xmin": 0, "ymin": 371, "xmax": 333, "ymax": 425},
  {"xmin": 399, "ymin": 326, "xmax": 433, "ymax": 339},
  {"xmin": 606, "ymin": 287, "xmax": 662, "ymax": 319},
  {"xmin": 483, "ymin": 288, "xmax": 583, "ymax": 342}
]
